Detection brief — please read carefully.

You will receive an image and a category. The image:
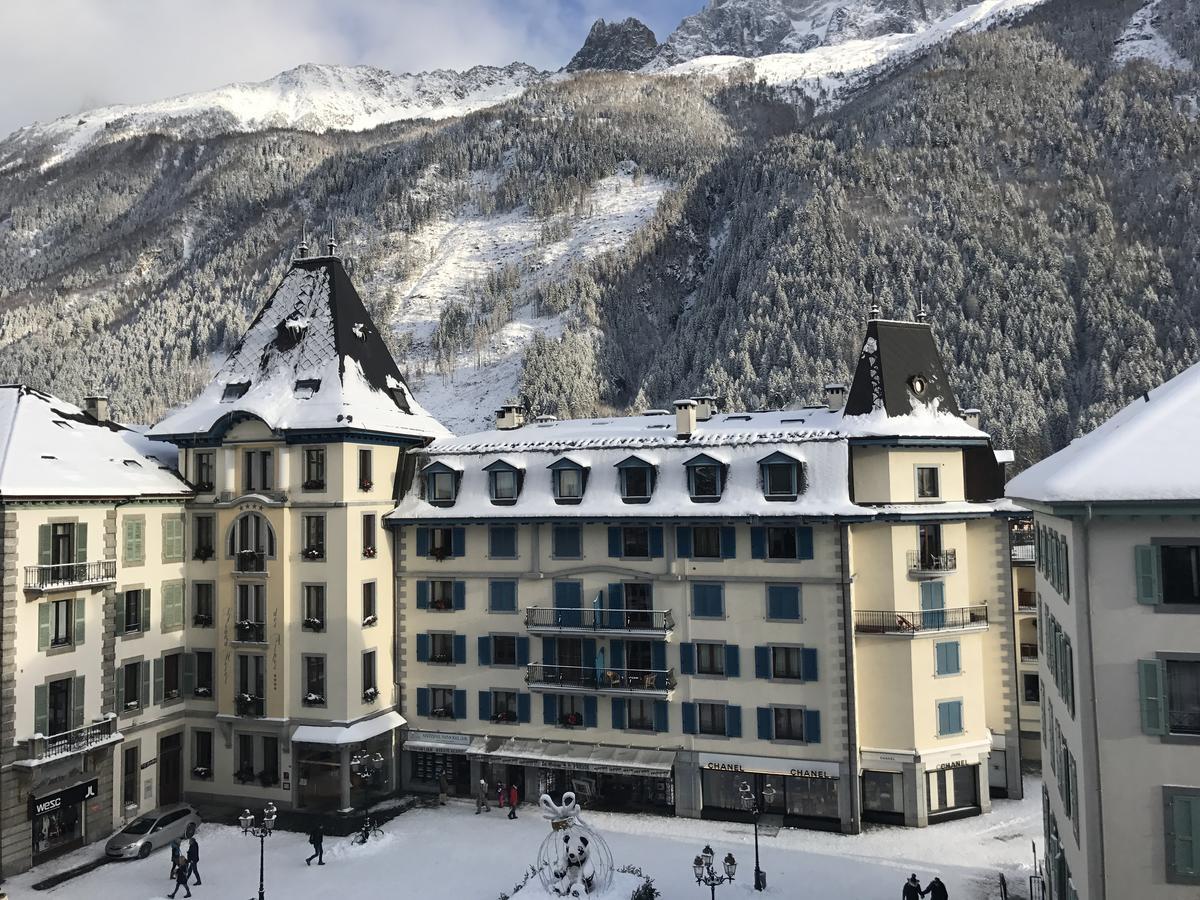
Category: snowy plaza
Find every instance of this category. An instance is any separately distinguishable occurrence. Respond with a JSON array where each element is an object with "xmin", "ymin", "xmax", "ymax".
[{"xmin": 6, "ymin": 779, "xmax": 1042, "ymax": 899}]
